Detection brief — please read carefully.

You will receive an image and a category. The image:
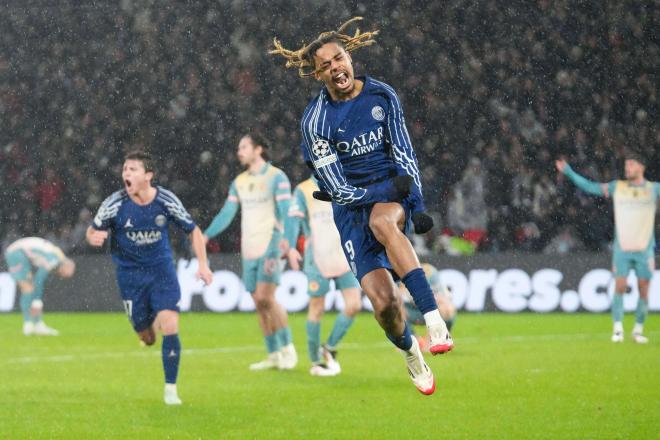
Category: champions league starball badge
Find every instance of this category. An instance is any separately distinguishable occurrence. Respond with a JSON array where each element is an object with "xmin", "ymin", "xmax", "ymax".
[{"xmin": 312, "ymin": 139, "xmax": 330, "ymax": 157}]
